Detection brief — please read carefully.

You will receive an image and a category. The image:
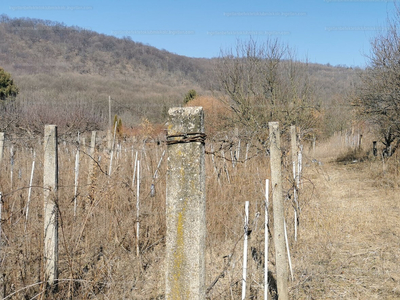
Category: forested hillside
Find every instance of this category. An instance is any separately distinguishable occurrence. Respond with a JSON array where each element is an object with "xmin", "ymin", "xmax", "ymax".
[{"xmin": 0, "ymin": 15, "xmax": 361, "ymax": 136}]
